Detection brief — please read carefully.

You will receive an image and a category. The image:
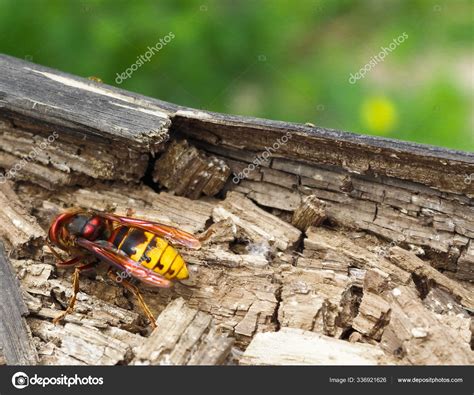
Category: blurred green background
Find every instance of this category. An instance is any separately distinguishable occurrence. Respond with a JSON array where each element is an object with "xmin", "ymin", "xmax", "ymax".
[{"xmin": 0, "ymin": 0, "xmax": 472, "ymax": 151}]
